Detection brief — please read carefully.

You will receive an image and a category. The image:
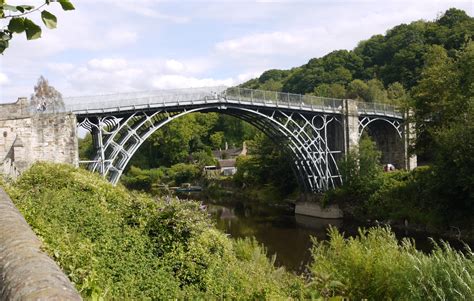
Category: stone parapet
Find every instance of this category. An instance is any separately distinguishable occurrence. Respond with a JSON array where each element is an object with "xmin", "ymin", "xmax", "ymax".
[
  {"xmin": 1, "ymin": 99, "xmax": 78, "ymax": 178},
  {"xmin": 0, "ymin": 188, "xmax": 82, "ymax": 300}
]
